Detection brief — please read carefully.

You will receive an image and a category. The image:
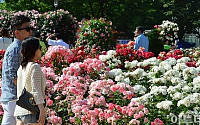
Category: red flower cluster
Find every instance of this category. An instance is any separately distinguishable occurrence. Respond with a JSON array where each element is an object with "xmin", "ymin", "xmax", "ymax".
[
  {"xmin": 0, "ymin": 60, "xmax": 3, "ymax": 71},
  {"xmin": 0, "ymin": 49, "xmax": 5, "ymax": 60},
  {"xmin": 116, "ymin": 44, "xmax": 154, "ymax": 62},
  {"xmin": 70, "ymin": 46, "xmax": 96, "ymax": 64},
  {"xmin": 0, "ymin": 49, "xmax": 5, "ymax": 71},
  {"xmin": 157, "ymin": 49, "xmax": 183, "ymax": 60},
  {"xmin": 186, "ymin": 61, "xmax": 197, "ymax": 67}
]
